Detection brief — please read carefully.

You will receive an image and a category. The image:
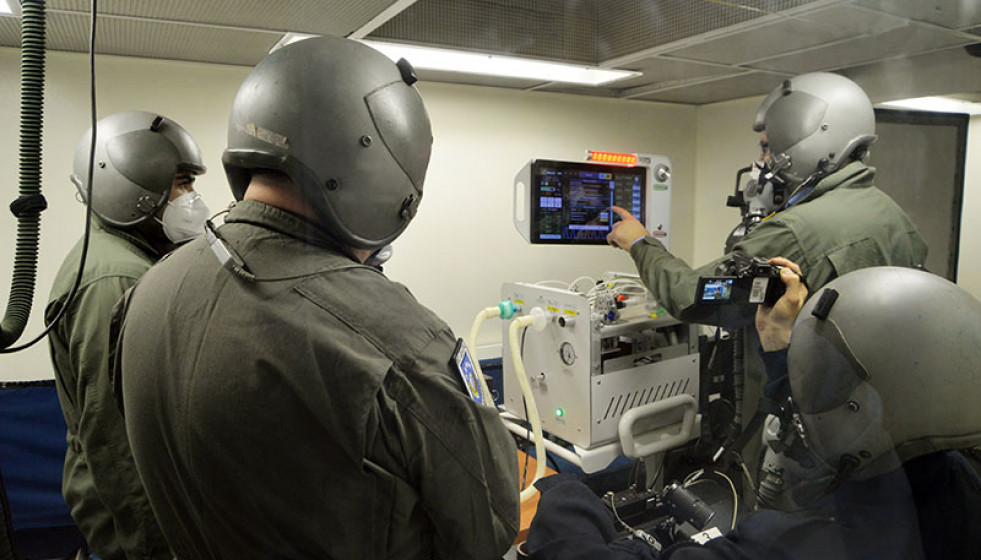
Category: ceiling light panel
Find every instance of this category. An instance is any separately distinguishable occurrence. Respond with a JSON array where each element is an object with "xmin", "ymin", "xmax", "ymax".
[
  {"xmin": 362, "ymin": 40, "xmax": 639, "ymax": 86},
  {"xmin": 566, "ymin": 56, "xmax": 741, "ymax": 93},
  {"xmin": 880, "ymin": 96, "xmax": 981, "ymax": 115}
]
